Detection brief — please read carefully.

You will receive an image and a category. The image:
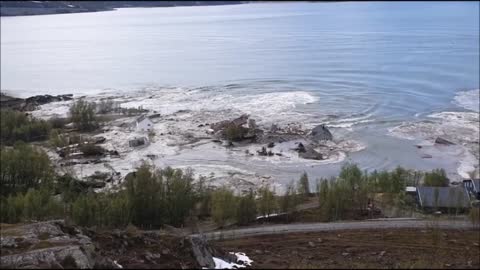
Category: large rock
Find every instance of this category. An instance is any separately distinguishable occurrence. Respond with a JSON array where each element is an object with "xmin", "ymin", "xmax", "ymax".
[
  {"xmin": 210, "ymin": 114, "xmax": 249, "ymax": 133},
  {"xmin": 310, "ymin": 124, "xmax": 333, "ymax": 141},
  {"xmin": 0, "ymin": 220, "xmax": 95, "ymax": 269},
  {"xmin": 435, "ymin": 137, "xmax": 455, "ymax": 145},
  {"xmin": 189, "ymin": 236, "xmax": 215, "ymax": 269},
  {"xmin": 299, "ymin": 147, "xmax": 323, "ymax": 160}
]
